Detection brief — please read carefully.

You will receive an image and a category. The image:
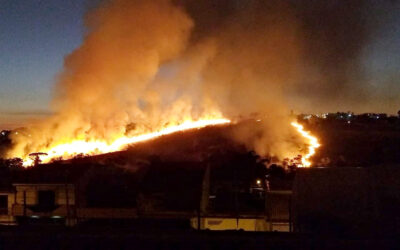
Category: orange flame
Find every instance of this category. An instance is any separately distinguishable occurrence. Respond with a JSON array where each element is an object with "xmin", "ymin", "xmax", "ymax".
[
  {"xmin": 291, "ymin": 121, "xmax": 321, "ymax": 167},
  {"xmin": 21, "ymin": 119, "xmax": 320, "ymax": 168},
  {"xmin": 22, "ymin": 118, "xmax": 231, "ymax": 167}
]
